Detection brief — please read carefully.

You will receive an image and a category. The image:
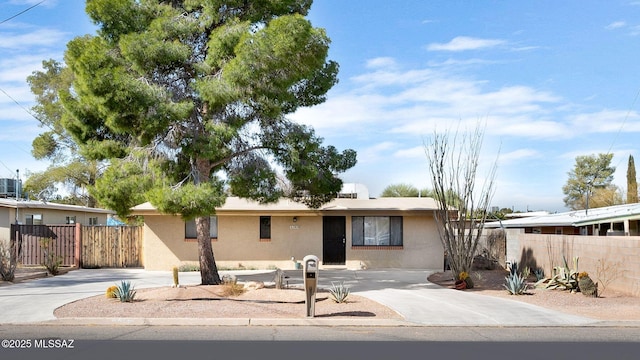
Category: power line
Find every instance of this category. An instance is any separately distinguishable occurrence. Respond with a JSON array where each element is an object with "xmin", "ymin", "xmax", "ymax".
[
  {"xmin": 0, "ymin": 86, "xmax": 60, "ymax": 136},
  {"xmin": 0, "ymin": 1, "xmax": 45, "ymax": 26}
]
